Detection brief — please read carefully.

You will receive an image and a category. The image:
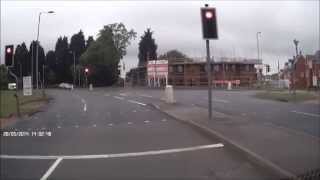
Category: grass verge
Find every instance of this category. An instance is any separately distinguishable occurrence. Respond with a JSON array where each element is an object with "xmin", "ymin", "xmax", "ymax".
[
  {"xmin": 254, "ymin": 90, "xmax": 318, "ymax": 103},
  {"xmin": 0, "ymin": 89, "xmax": 49, "ymax": 118}
]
